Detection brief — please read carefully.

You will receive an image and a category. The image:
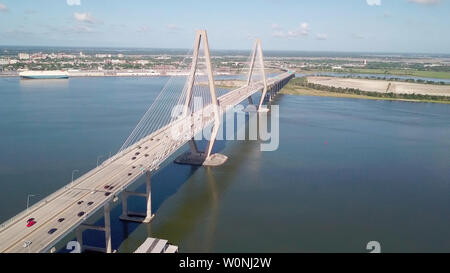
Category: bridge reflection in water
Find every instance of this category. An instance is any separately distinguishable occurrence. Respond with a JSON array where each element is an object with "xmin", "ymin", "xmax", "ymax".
[{"xmin": 120, "ymin": 129, "xmax": 266, "ymax": 253}]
